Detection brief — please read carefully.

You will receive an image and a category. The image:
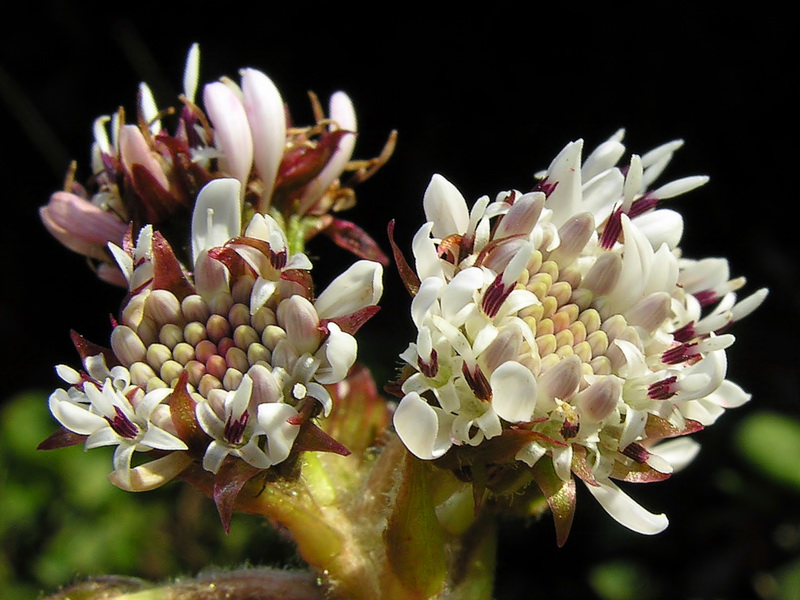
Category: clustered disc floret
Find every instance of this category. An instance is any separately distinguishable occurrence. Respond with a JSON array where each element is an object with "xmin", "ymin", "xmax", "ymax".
[{"xmin": 392, "ymin": 130, "xmax": 767, "ymax": 535}]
